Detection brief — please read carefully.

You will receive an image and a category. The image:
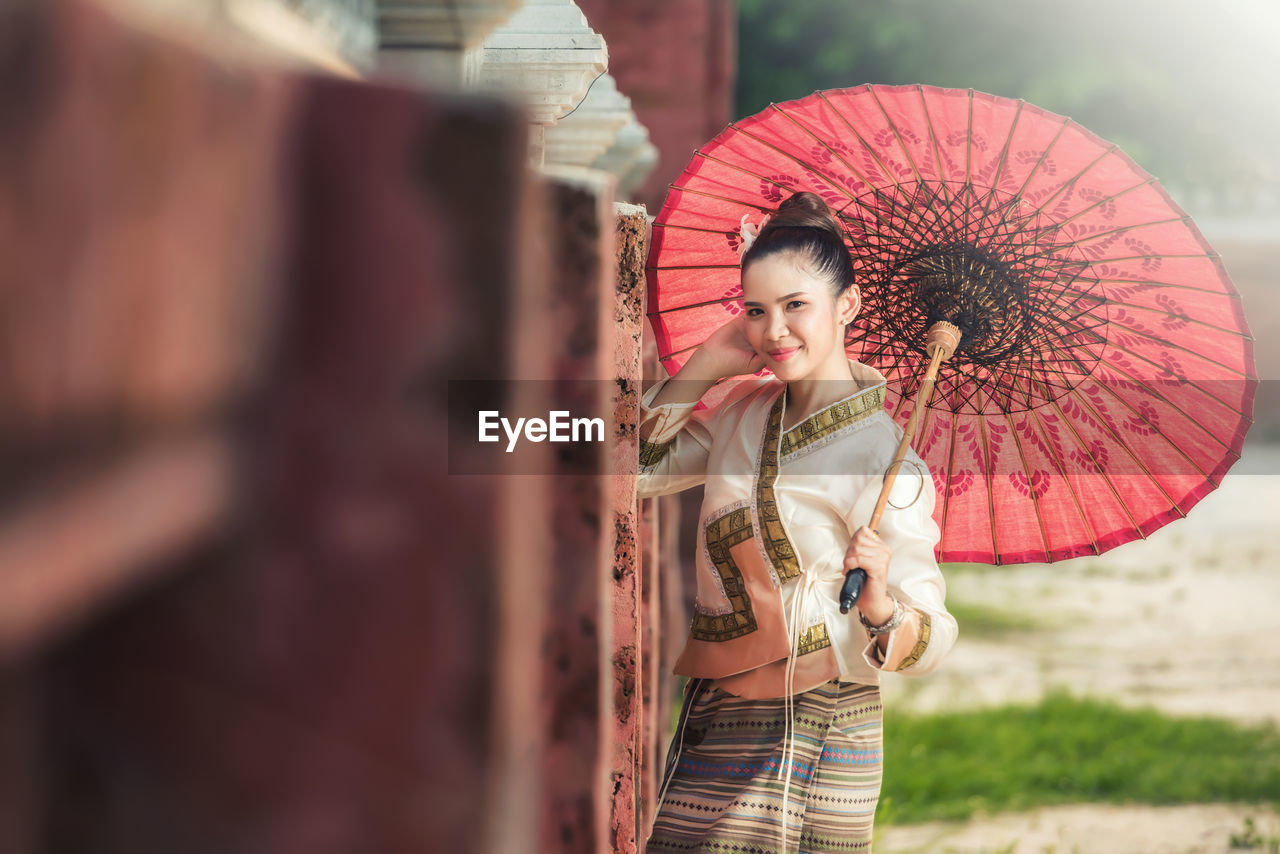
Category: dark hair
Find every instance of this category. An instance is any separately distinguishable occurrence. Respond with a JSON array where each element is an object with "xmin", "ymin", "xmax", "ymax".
[{"xmin": 740, "ymin": 191, "xmax": 854, "ymax": 297}]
